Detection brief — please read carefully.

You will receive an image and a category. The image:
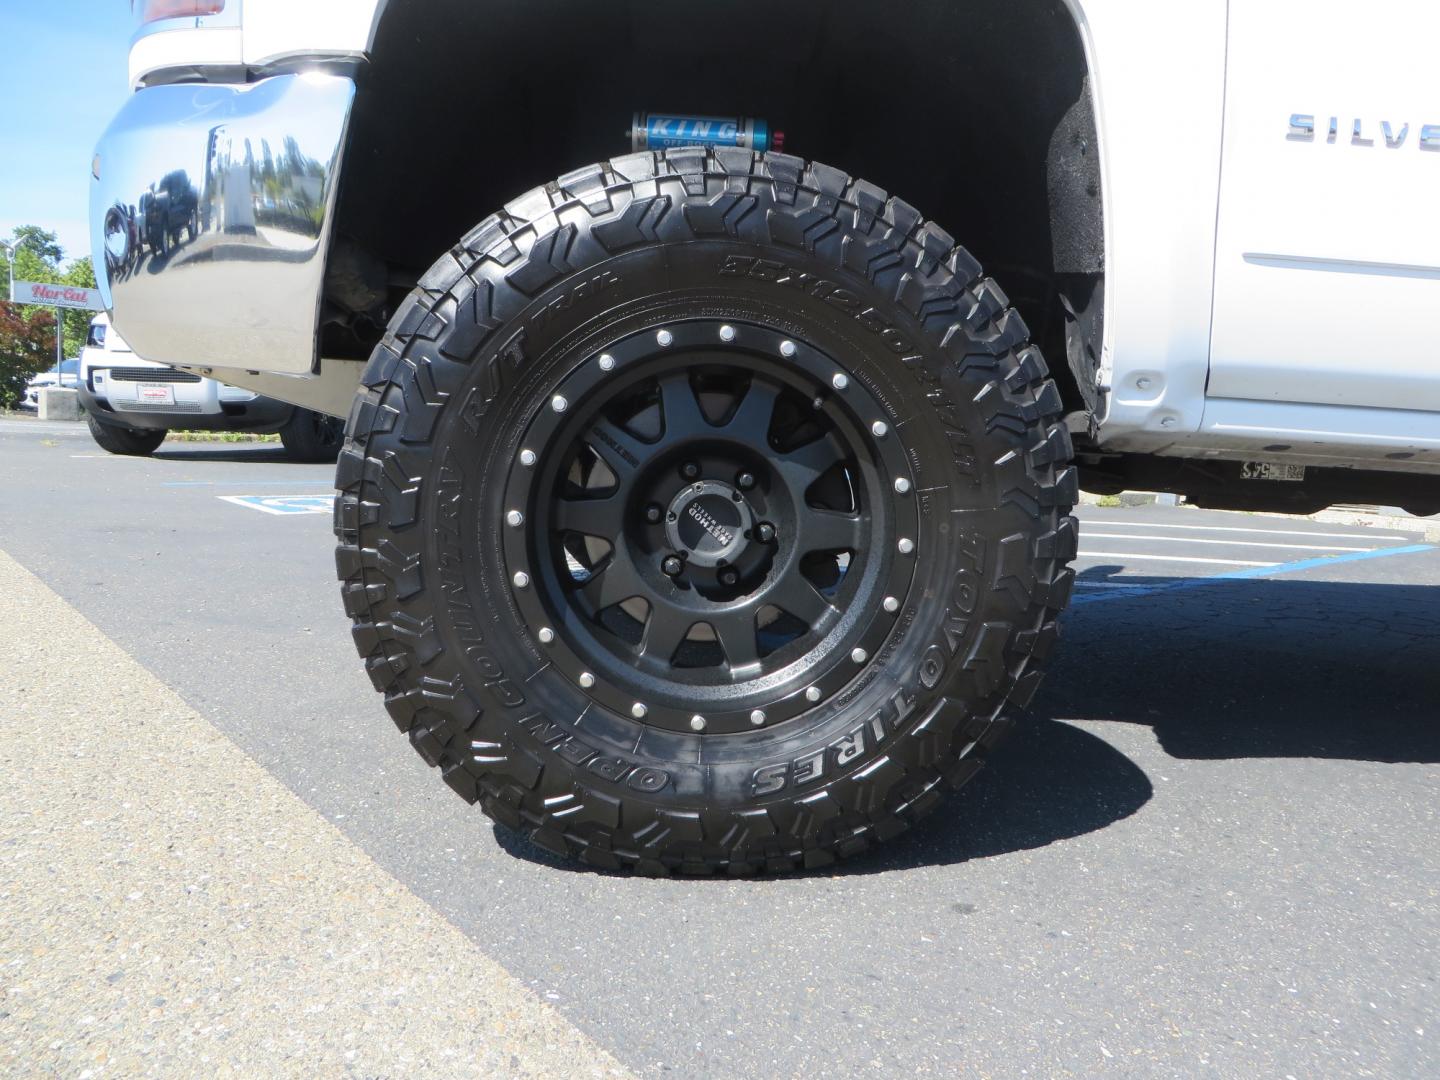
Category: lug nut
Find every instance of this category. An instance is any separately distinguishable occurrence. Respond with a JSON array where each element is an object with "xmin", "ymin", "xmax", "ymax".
[
  {"xmin": 598, "ymin": 353, "xmax": 615, "ymax": 371},
  {"xmin": 579, "ymin": 672, "xmax": 596, "ymax": 689},
  {"xmin": 737, "ymin": 472, "xmax": 755, "ymax": 490},
  {"xmin": 512, "ymin": 571, "xmax": 530, "ymax": 589},
  {"xmin": 520, "ymin": 449, "xmax": 537, "ymax": 467},
  {"xmin": 831, "ymin": 372, "xmax": 849, "ymax": 391},
  {"xmin": 756, "ymin": 522, "xmax": 776, "ymax": 544},
  {"xmin": 897, "ymin": 538, "xmax": 915, "ymax": 555},
  {"xmin": 883, "ymin": 596, "xmax": 900, "ymax": 613},
  {"xmin": 851, "ymin": 647, "xmax": 868, "ymax": 664},
  {"xmin": 720, "ymin": 569, "xmax": 739, "ymax": 587},
  {"xmin": 750, "ymin": 709, "xmax": 767, "ymax": 727},
  {"xmin": 690, "ymin": 714, "xmax": 707, "ymax": 732},
  {"xmin": 506, "ymin": 509, "xmax": 524, "ymax": 527},
  {"xmin": 551, "ymin": 395, "xmax": 568, "ymax": 414},
  {"xmin": 871, "ymin": 420, "xmax": 889, "ymax": 438},
  {"xmin": 662, "ymin": 555, "xmax": 684, "ymax": 577},
  {"xmin": 894, "ymin": 477, "xmax": 912, "ymax": 495},
  {"xmin": 656, "ymin": 329, "xmax": 674, "ymax": 347},
  {"xmin": 681, "ymin": 461, "xmax": 700, "ymax": 480},
  {"xmin": 719, "ymin": 325, "xmax": 736, "ymax": 343},
  {"xmin": 631, "ymin": 702, "xmax": 648, "ymax": 719},
  {"xmin": 538, "ymin": 627, "xmax": 555, "ymax": 644},
  {"xmin": 805, "ymin": 686, "xmax": 822, "ymax": 703},
  {"xmin": 646, "ymin": 503, "xmax": 663, "ymax": 524}
]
